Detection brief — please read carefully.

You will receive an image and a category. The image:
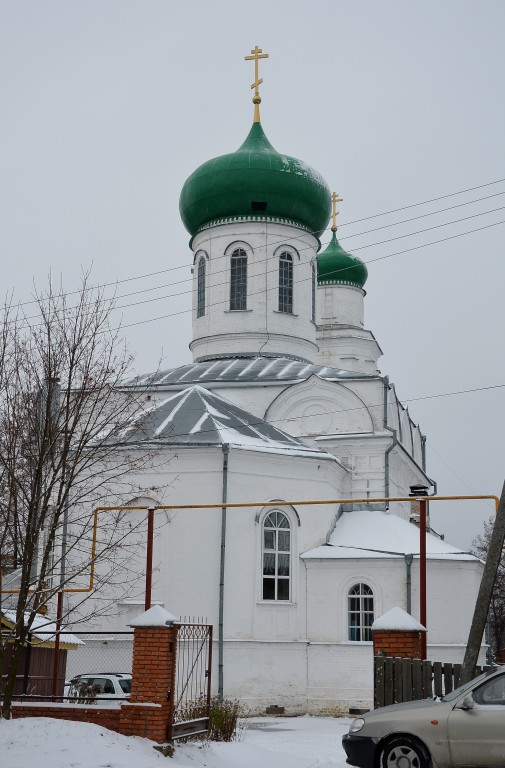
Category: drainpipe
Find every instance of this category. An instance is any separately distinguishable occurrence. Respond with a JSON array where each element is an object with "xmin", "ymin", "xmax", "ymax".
[
  {"xmin": 404, "ymin": 554, "xmax": 414, "ymax": 614},
  {"xmin": 382, "ymin": 377, "xmax": 397, "ymax": 503},
  {"xmin": 218, "ymin": 444, "xmax": 230, "ymax": 698}
]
